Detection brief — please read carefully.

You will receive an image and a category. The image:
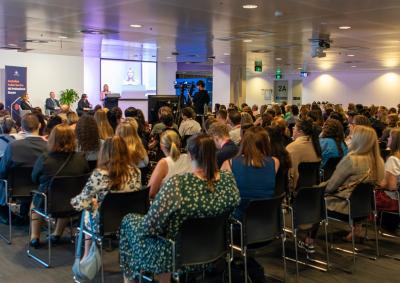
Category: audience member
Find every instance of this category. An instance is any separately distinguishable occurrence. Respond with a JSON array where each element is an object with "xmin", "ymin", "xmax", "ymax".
[
  {"xmin": 320, "ymin": 119, "xmax": 348, "ymax": 167},
  {"xmin": 0, "ymin": 117, "xmax": 16, "ymax": 158},
  {"xmin": 208, "ymin": 122, "xmax": 239, "ymax": 168},
  {"xmin": 44, "ymin": 115, "xmax": 63, "ymax": 137},
  {"xmin": 94, "ymin": 109, "xmax": 114, "ymax": 140},
  {"xmin": 148, "ymin": 130, "xmax": 191, "ymax": 198},
  {"xmin": 107, "ymin": 106, "xmax": 123, "ymax": 131},
  {"xmin": 178, "ymin": 107, "xmax": 201, "ymax": 137},
  {"xmin": 228, "ymin": 111, "xmax": 242, "ymax": 145},
  {"xmin": 76, "ymin": 115, "xmax": 102, "ymax": 162},
  {"xmin": 66, "ymin": 111, "xmax": 79, "ymax": 130},
  {"xmin": 222, "ymin": 126, "xmax": 279, "ymax": 218},
  {"xmin": 71, "ymin": 136, "xmax": 142, "ymax": 257},
  {"xmin": 29, "ymin": 124, "xmax": 90, "ymax": 248},
  {"xmin": 0, "ymin": 114, "xmax": 47, "ymax": 223},
  {"xmin": 151, "ymin": 106, "xmax": 178, "ymax": 136},
  {"xmin": 119, "ymin": 133, "xmax": 240, "ymax": 283},
  {"xmin": 325, "ymin": 125, "xmax": 384, "ymax": 241},
  {"xmin": 286, "ymin": 118, "xmax": 321, "ymax": 190},
  {"xmin": 216, "ymin": 109, "xmax": 228, "ymax": 124}
]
